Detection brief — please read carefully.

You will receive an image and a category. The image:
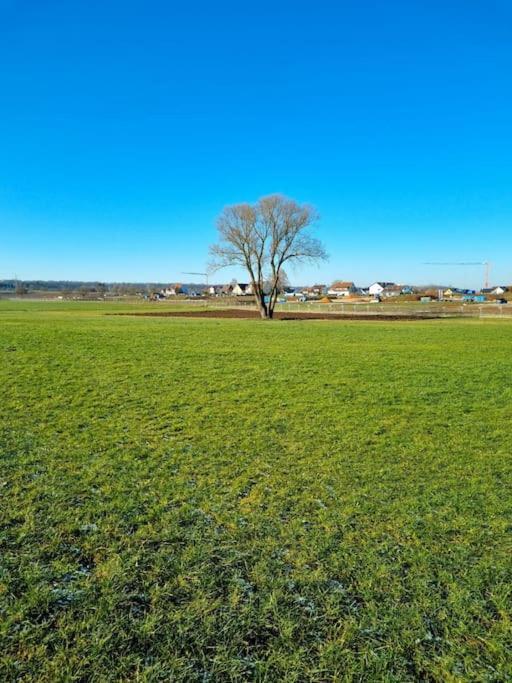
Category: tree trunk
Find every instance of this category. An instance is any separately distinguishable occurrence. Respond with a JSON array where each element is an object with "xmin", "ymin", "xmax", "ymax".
[
  {"xmin": 251, "ymin": 282, "xmax": 273, "ymax": 319},
  {"xmin": 255, "ymin": 288, "xmax": 270, "ymax": 319},
  {"xmin": 258, "ymin": 299, "xmax": 269, "ymax": 319},
  {"xmin": 268, "ymin": 289, "xmax": 279, "ymax": 319},
  {"xmin": 267, "ymin": 300, "xmax": 275, "ymax": 319}
]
